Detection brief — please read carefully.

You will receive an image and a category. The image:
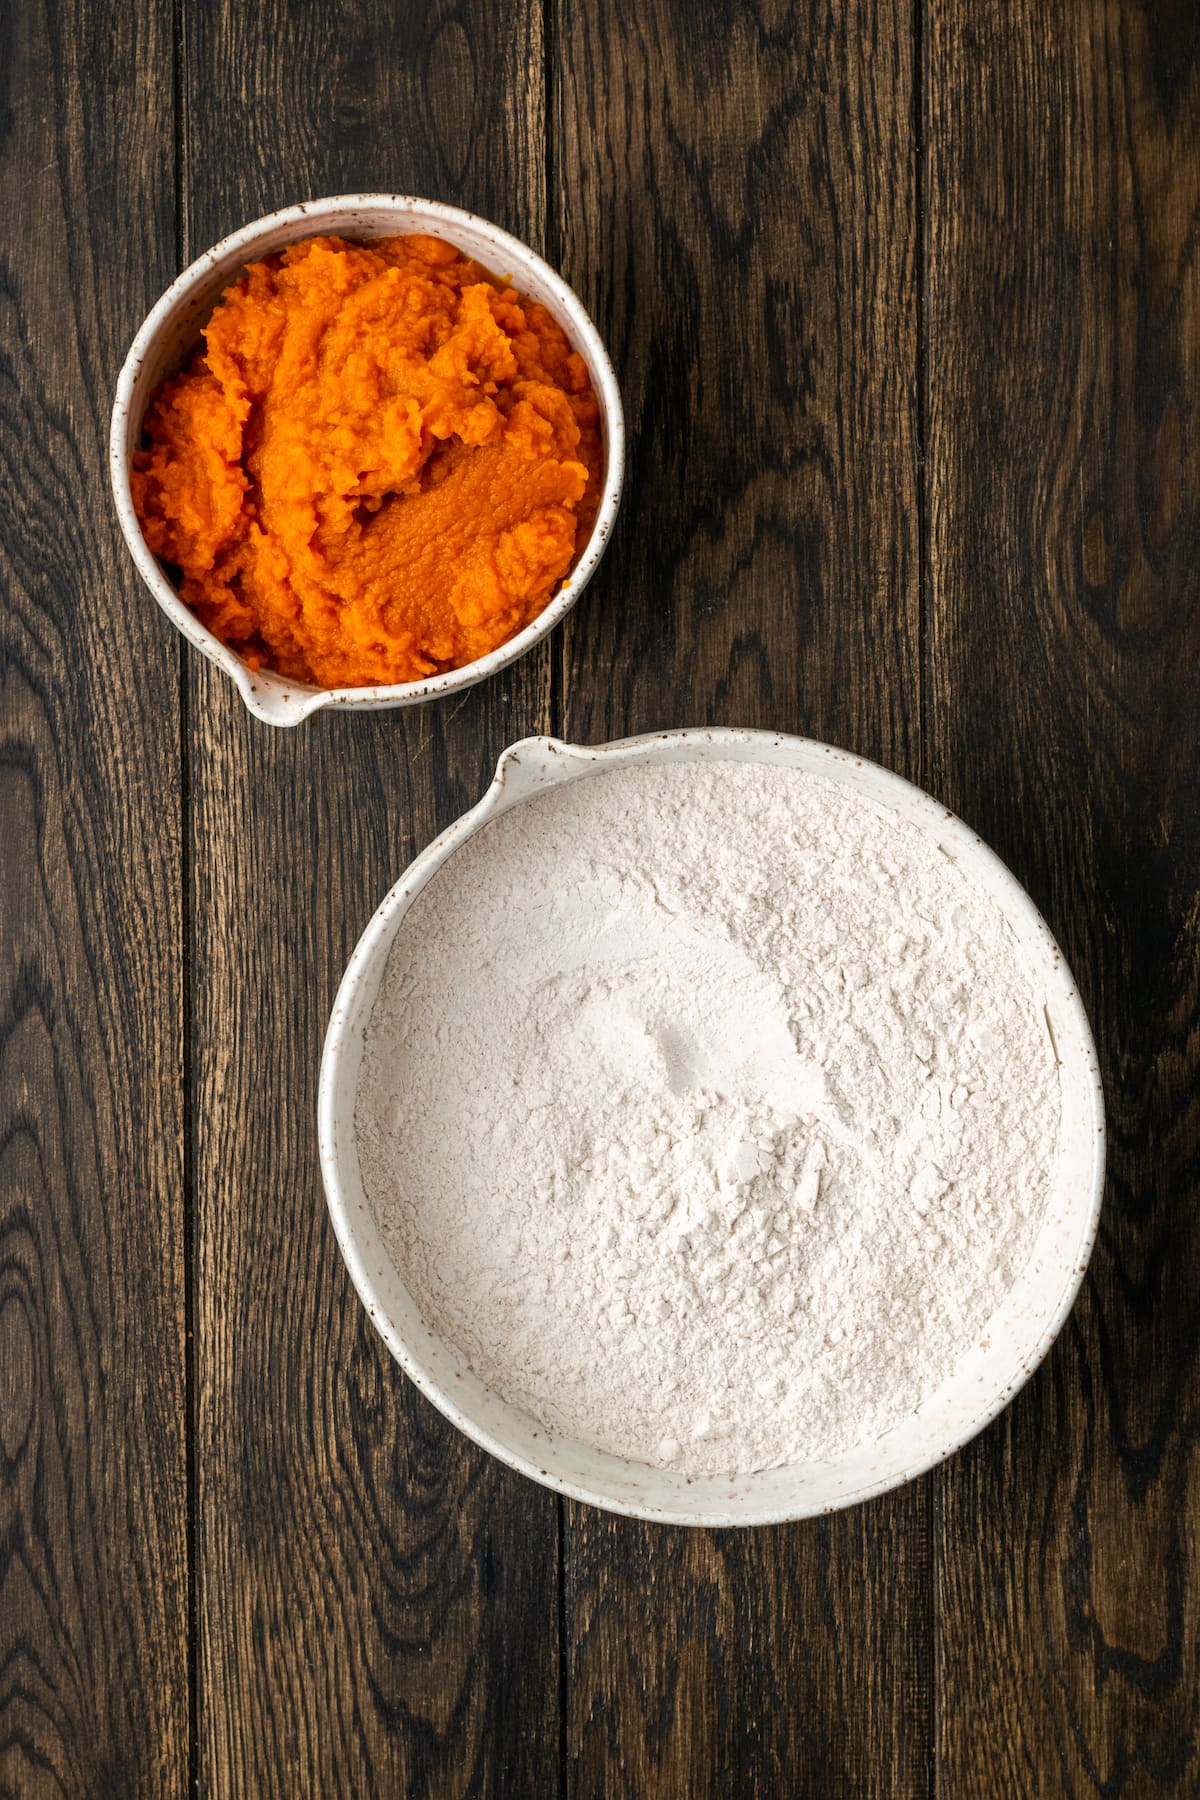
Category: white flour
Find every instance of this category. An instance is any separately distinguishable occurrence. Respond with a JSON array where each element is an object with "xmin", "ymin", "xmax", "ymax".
[{"xmin": 356, "ymin": 759, "xmax": 1061, "ymax": 1473}]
